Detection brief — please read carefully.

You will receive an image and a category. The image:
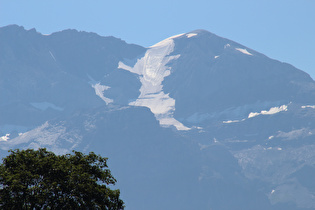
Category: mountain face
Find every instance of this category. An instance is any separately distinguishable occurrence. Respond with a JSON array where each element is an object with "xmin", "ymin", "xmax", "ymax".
[
  {"xmin": 0, "ymin": 25, "xmax": 144, "ymax": 129},
  {"xmin": 1, "ymin": 25, "xmax": 315, "ymax": 210}
]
